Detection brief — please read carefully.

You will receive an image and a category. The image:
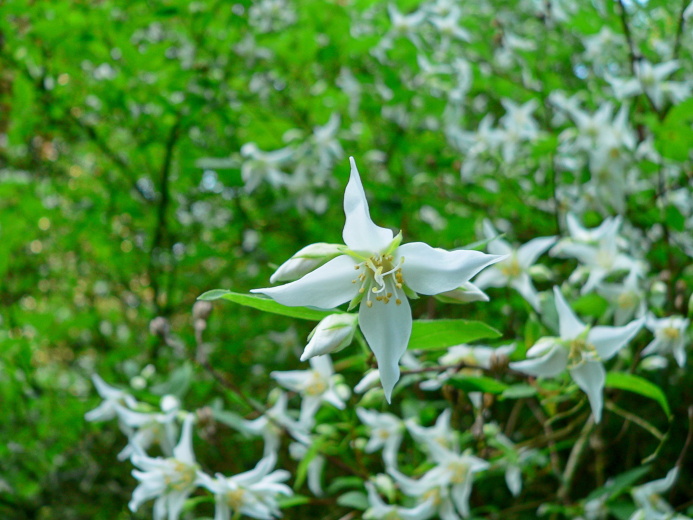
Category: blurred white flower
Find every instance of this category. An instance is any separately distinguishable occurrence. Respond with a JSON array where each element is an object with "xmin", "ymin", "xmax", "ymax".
[
  {"xmin": 474, "ymin": 220, "xmax": 556, "ymax": 311},
  {"xmin": 199, "ymin": 453, "xmax": 292, "ymax": 520},
  {"xmin": 643, "ymin": 315, "xmax": 689, "ymax": 367},
  {"xmin": 129, "ymin": 415, "xmax": 202, "ymax": 520},
  {"xmin": 271, "ymin": 355, "xmax": 347, "ymax": 424},
  {"xmin": 357, "ymin": 407, "xmax": 405, "ymax": 470},
  {"xmin": 84, "ymin": 374, "xmax": 137, "ymax": 422}
]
